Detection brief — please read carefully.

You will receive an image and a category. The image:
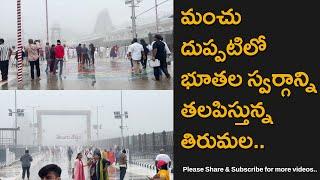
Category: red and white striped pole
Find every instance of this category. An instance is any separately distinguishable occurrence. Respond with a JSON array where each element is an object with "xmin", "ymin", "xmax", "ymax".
[{"xmin": 17, "ymin": 0, "xmax": 23, "ymax": 86}]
